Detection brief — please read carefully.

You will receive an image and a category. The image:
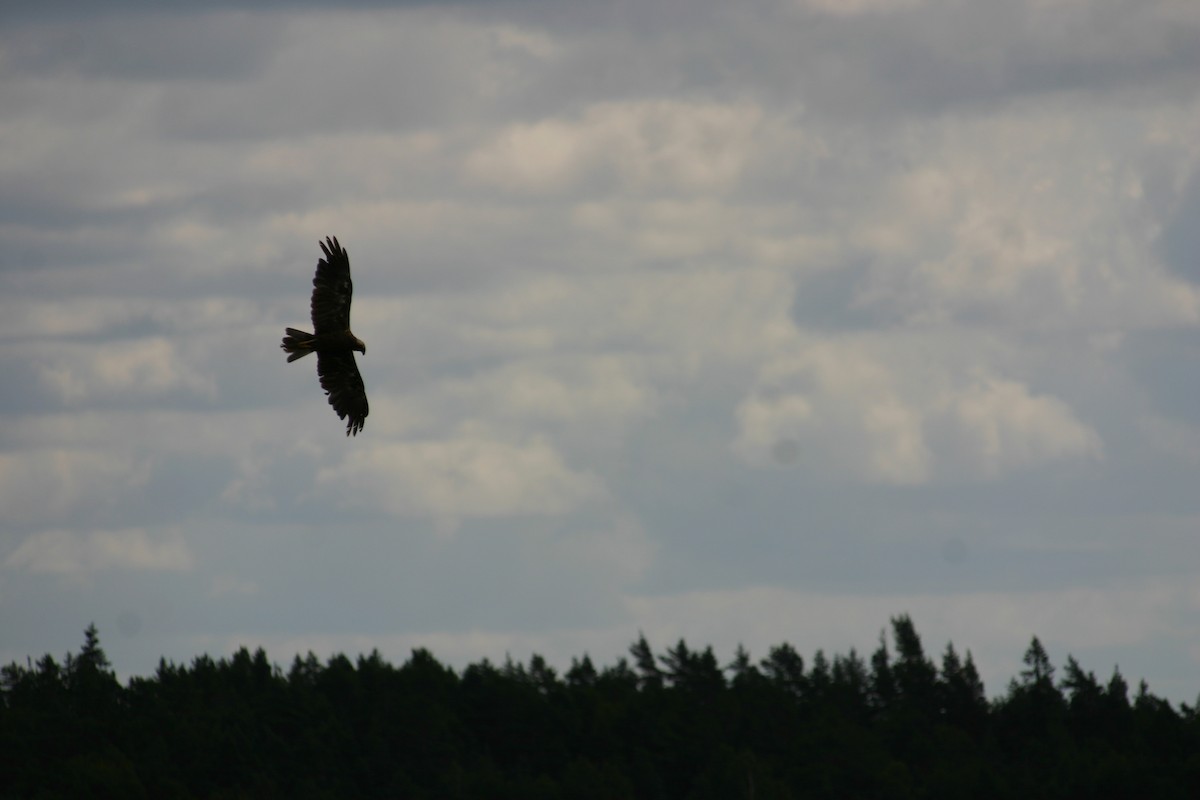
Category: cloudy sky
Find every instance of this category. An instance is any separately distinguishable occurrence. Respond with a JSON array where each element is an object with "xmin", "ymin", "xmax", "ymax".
[{"xmin": 4, "ymin": 0, "xmax": 1200, "ymax": 702}]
